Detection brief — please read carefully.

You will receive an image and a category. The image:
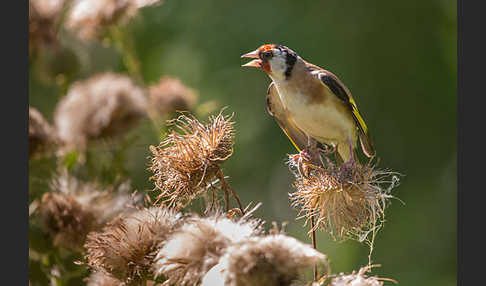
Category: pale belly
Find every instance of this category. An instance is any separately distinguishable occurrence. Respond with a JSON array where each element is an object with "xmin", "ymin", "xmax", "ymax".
[{"xmin": 278, "ymin": 88, "xmax": 357, "ymax": 147}]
